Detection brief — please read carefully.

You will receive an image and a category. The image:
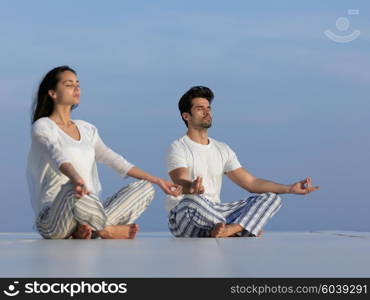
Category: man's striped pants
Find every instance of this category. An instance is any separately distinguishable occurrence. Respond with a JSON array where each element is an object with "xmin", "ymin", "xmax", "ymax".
[
  {"xmin": 168, "ymin": 192, "xmax": 282, "ymax": 237},
  {"xmin": 36, "ymin": 180, "xmax": 155, "ymax": 239}
]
